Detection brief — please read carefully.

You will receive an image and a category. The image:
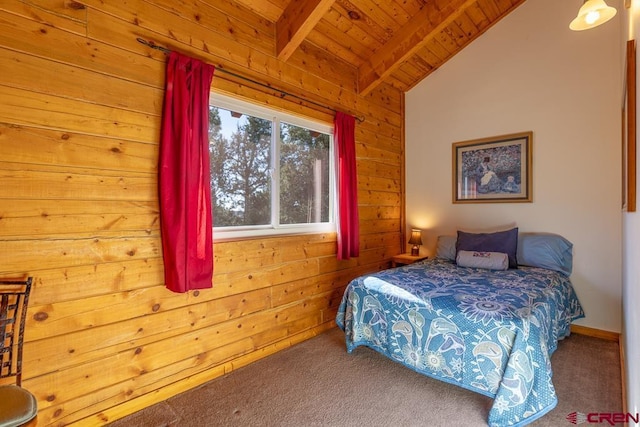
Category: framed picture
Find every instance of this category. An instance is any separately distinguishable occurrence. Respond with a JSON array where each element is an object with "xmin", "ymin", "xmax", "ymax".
[{"xmin": 452, "ymin": 131, "xmax": 533, "ymax": 203}]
